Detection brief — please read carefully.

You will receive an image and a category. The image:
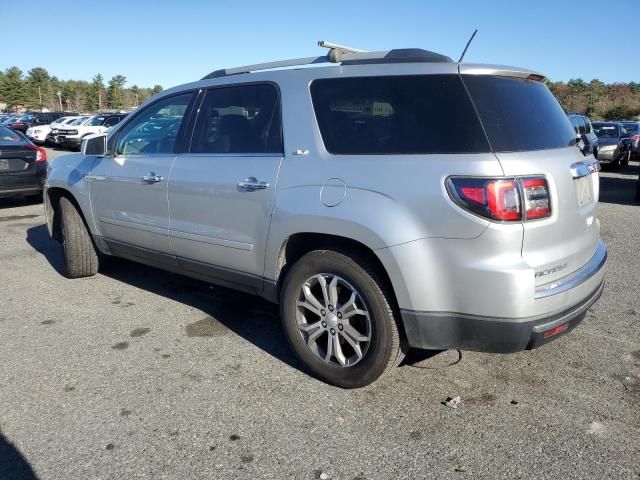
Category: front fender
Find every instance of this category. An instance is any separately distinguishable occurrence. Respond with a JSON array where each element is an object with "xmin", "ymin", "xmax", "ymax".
[{"xmin": 45, "ymin": 153, "xmax": 99, "ymax": 234}]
